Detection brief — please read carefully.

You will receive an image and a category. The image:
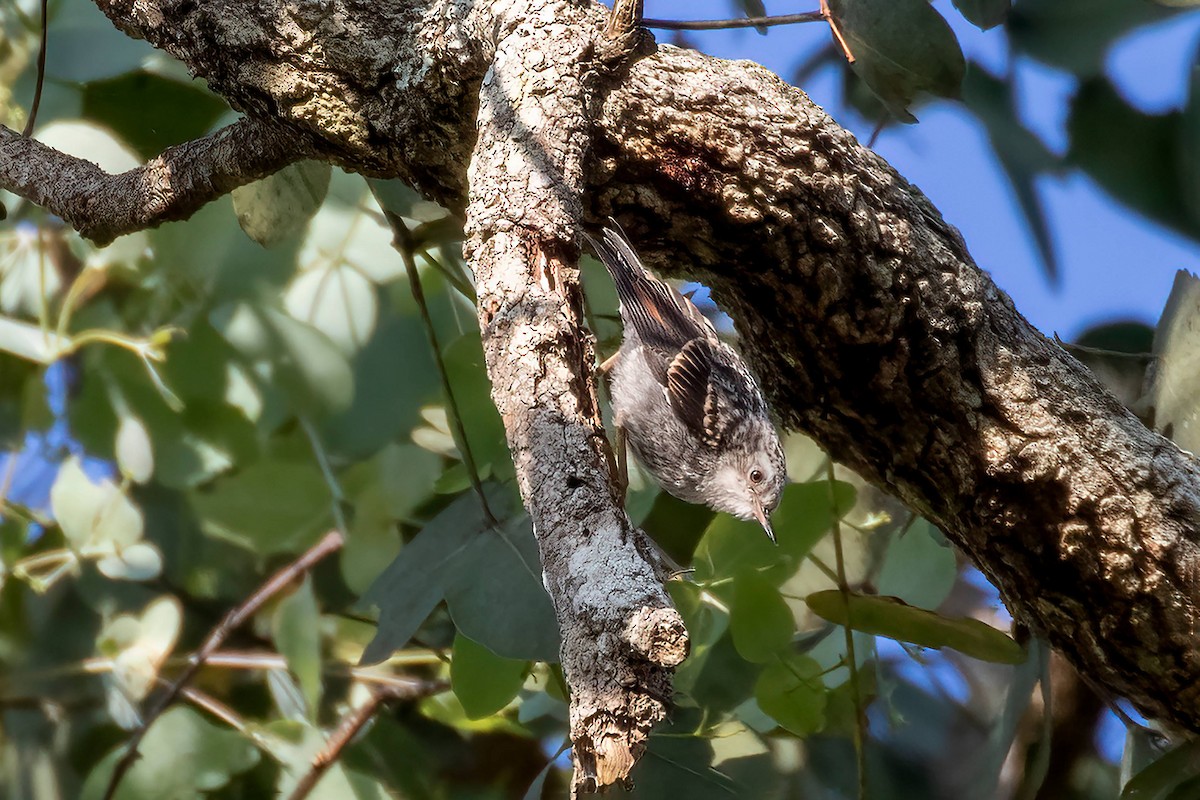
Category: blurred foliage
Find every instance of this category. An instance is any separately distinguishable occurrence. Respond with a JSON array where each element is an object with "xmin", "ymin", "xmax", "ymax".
[{"xmin": 0, "ymin": 0, "xmax": 1197, "ymax": 798}]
